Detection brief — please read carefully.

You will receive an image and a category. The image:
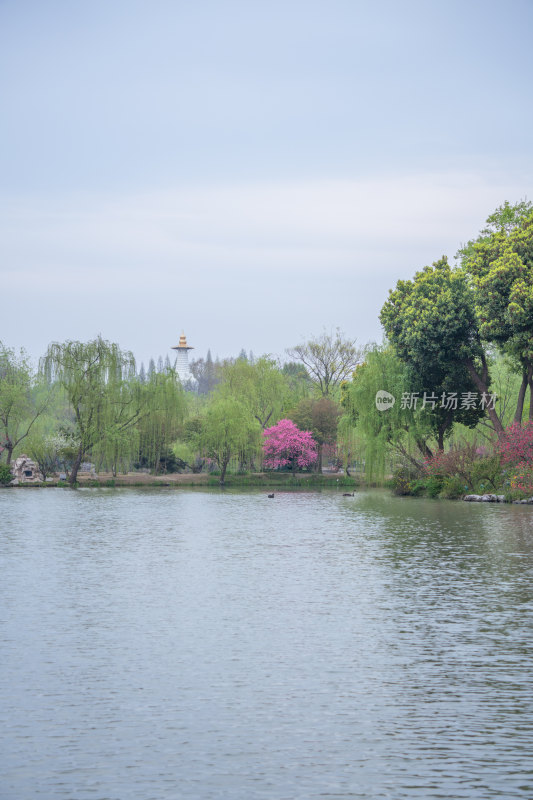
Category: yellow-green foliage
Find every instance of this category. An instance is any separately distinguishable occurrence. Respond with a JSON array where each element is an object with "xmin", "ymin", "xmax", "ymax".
[{"xmin": 200, "ymin": 396, "xmax": 262, "ymax": 482}]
